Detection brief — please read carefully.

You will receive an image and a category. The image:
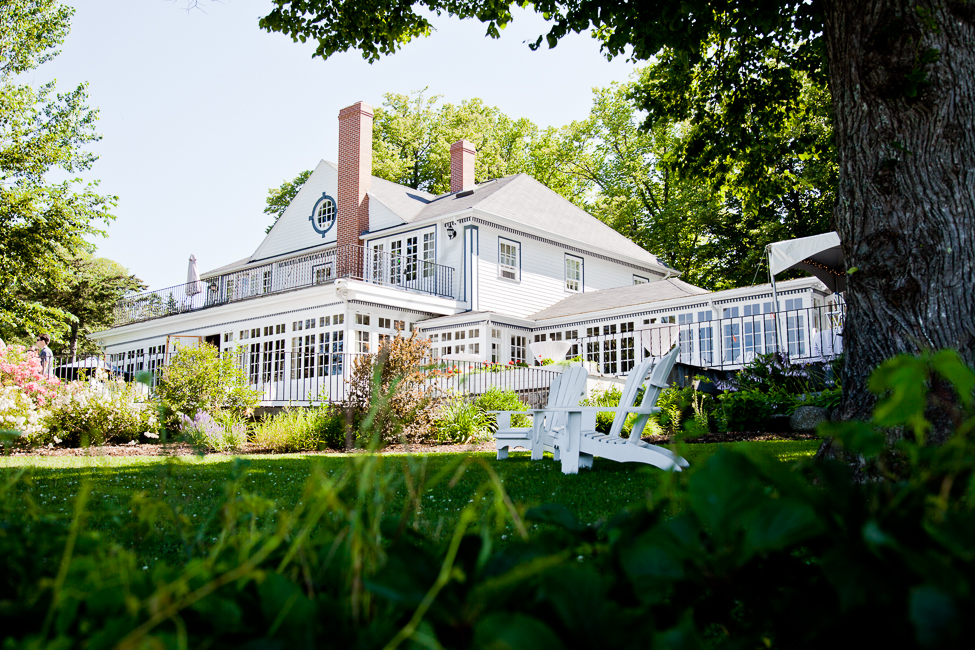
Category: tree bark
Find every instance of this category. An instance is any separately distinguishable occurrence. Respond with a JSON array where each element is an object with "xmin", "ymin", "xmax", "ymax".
[{"xmin": 823, "ymin": 0, "xmax": 975, "ymax": 443}]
